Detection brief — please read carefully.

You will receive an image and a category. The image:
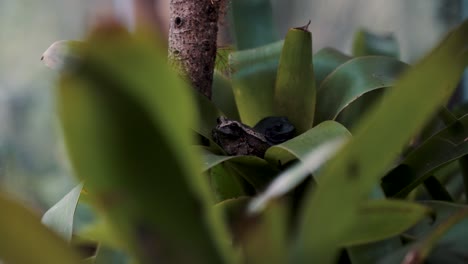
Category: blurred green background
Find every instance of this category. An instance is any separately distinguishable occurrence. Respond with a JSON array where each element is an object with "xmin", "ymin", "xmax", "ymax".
[{"xmin": 0, "ymin": 0, "xmax": 465, "ymax": 211}]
